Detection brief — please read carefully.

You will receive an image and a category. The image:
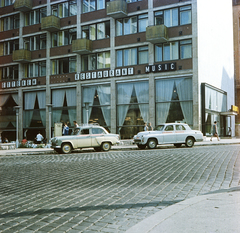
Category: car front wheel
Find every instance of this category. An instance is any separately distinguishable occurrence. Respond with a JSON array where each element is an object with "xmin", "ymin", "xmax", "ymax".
[
  {"xmin": 61, "ymin": 143, "xmax": 72, "ymax": 154},
  {"xmin": 147, "ymin": 139, "xmax": 157, "ymax": 149},
  {"xmin": 185, "ymin": 137, "xmax": 194, "ymax": 147},
  {"xmin": 101, "ymin": 142, "xmax": 111, "ymax": 151}
]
